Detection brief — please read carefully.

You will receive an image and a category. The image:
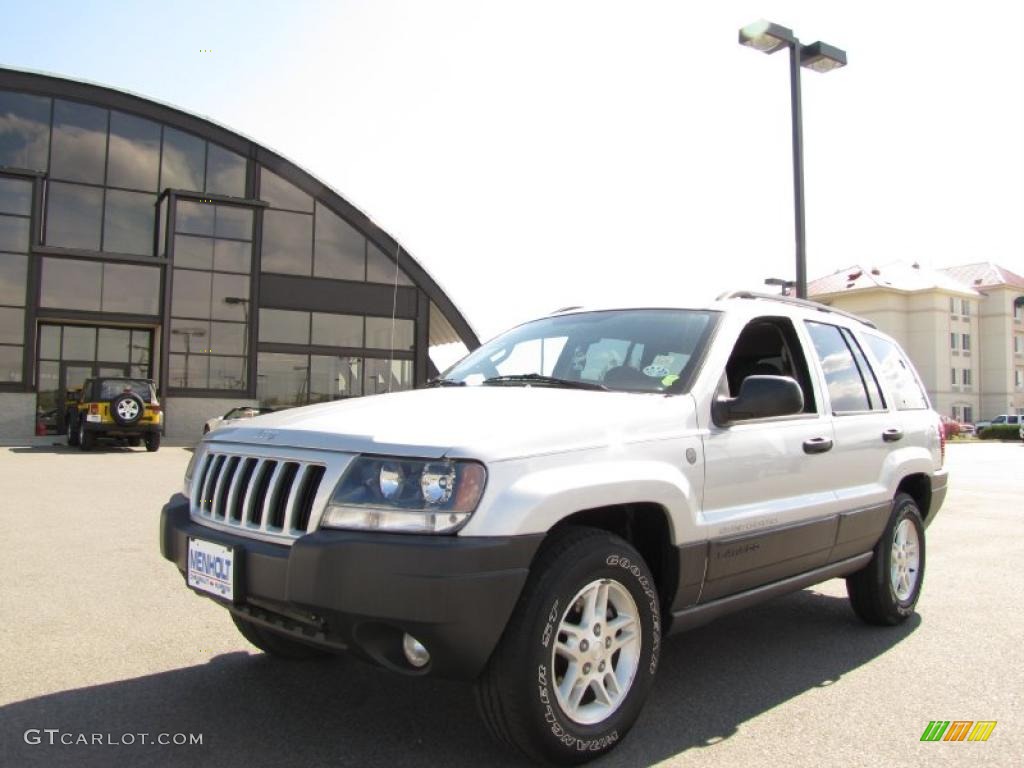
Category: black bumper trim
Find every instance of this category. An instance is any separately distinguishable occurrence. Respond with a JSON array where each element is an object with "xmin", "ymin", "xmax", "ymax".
[
  {"xmin": 160, "ymin": 494, "xmax": 543, "ymax": 680},
  {"xmin": 81, "ymin": 421, "xmax": 160, "ymax": 435}
]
